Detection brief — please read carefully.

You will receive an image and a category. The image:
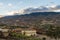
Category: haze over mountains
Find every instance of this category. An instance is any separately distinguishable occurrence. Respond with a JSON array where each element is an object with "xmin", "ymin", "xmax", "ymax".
[
  {"xmin": 6, "ymin": 5, "xmax": 60, "ymax": 16},
  {"xmin": 0, "ymin": 5, "xmax": 59, "ymax": 16}
]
